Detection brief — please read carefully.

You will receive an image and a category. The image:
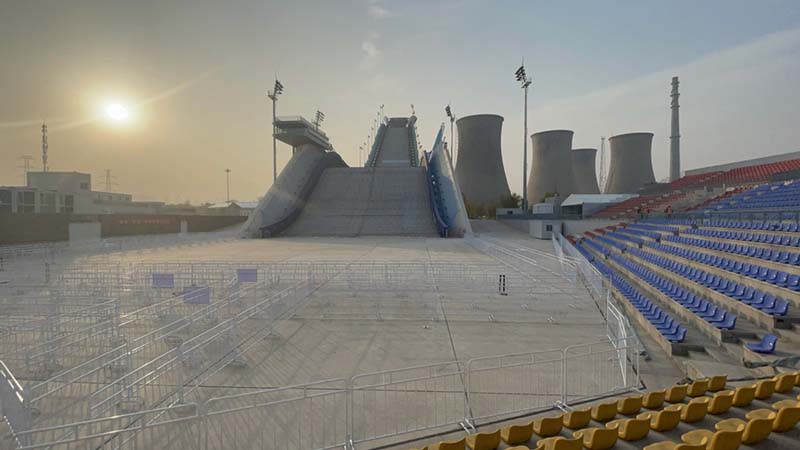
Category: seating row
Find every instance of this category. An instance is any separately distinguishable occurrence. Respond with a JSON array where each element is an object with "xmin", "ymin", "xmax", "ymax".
[
  {"xmin": 628, "ymin": 247, "xmax": 789, "ymax": 317},
  {"xmin": 617, "ymin": 227, "xmax": 662, "ymax": 241},
  {"xmin": 607, "ymin": 252, "xmax": 737, "ymax": 330},
  {"xmin": 644, "ymin": 240, "xmax": 800, "ymax": 296},
  {"xmin": 625, "ymin": 222, "xmax": 680, "ymax": 234},
  {"xmin": 577, "ymin": 242, "xmax": 686, "ymax": 343},
  {"xmin": 682, "ymin": 227, "xmax": 800, "ymax": 247},
  {"xmin": 663, "ymin": 234, "xmax": 800, "ymax": 267},
  {"xmin": 701, "ymin": 219, "xmax": 800, "ymax": 233}
]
